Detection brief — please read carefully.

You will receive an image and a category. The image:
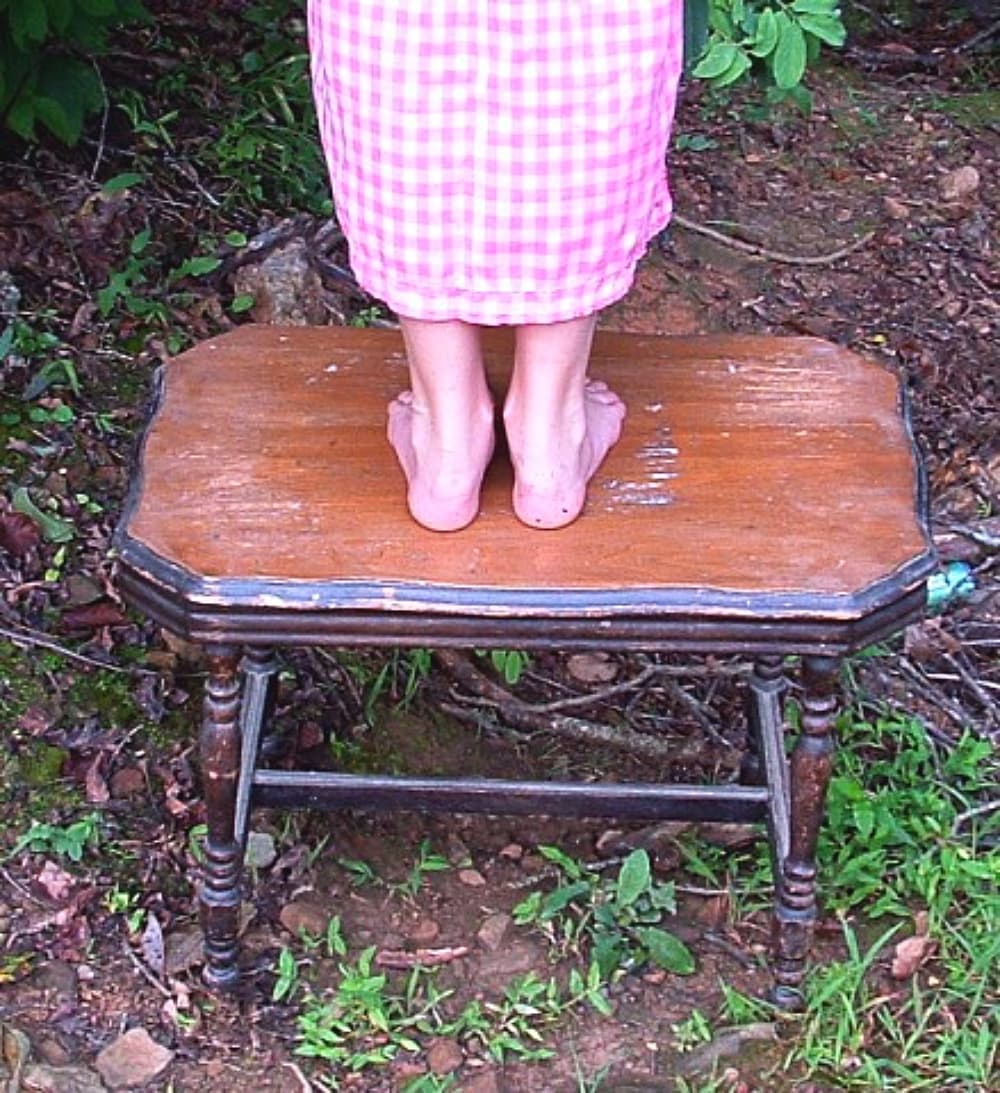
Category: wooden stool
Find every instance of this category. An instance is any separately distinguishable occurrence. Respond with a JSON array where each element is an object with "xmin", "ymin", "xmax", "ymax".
[{"xmin": 114, "ymin": 325, "xmax": 933, "ymax": 1006}]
